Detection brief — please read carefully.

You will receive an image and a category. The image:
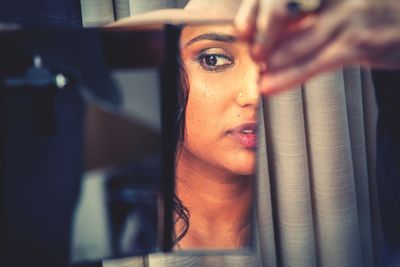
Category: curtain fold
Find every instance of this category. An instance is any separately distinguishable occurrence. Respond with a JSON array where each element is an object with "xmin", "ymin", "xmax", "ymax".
[
  {"xmin": 80, "ymin": 0, "xmax": 179, "ymax": 26},
  {"xmin": 361, "ymin": 69, "xmax": 382, "ymax": 266},
  {"xmin": 343, "ymin": 66, "xmax": 373, "ymax": 267},
  {"xmin": 263, "ymin": 88, "xmax": 317, "ymax": 267},
  {"xmin": 148, "ymin": 254, "xmax": 202, "ymax": 267},
  {"xmin": 303, "ymin": 71, "xmax": 363, "ymax": 267},
  {"xmin": 80, "ymin": 0, "xmax": 115, "ymax": 27},
  {"xmin": 256, "ymin": 108, "xmax": 278, "ymax": 267},
  {"xmin": 114, "ymin": 0, "xmax": 131, "ymax": 20}
]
